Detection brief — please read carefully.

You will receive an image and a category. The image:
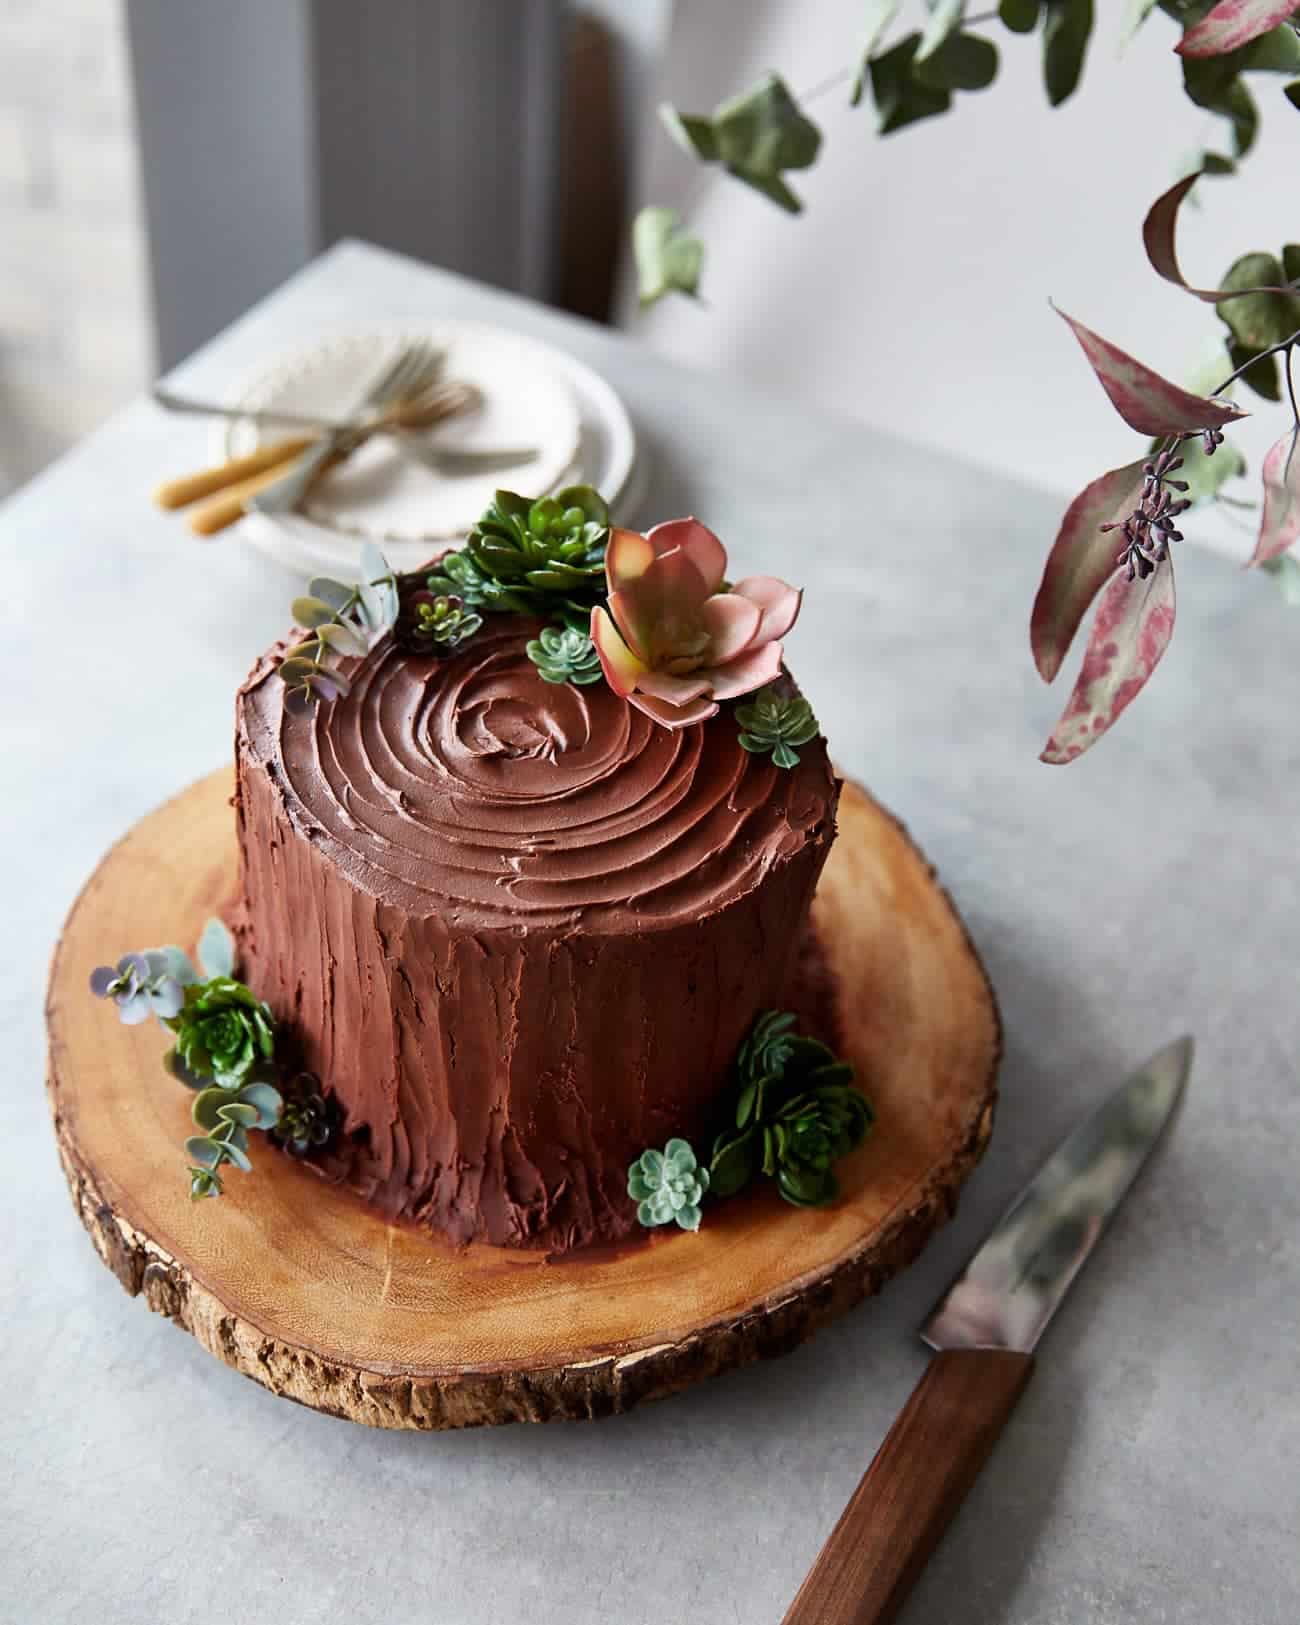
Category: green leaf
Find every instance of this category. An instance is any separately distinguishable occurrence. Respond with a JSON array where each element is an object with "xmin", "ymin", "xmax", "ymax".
[
  {"xmin": 1282, "ymin": 244, "xmax": 1300, "ymax": 285},
  {"xmin": 307, "ymin": 578, "xmax": 354, "ymax": 614},
  {"xmin": 659, "ymin": 105, "xmax": 719, "ymax": 160},
  {"xmin": 238, "ymin": 1081, "xmax": 283, "ymax": 1129},
  {"xmin": 851, "ymin": 0, "xmax": 904, "ymax": 104},
  {"xmin": 1000, "ymin": 0, "xmax": 1040, "ymax": 31},
  {"xmin": 221, "ymin": 1140, "xmax": 253, "ymax": 1174},
  {"xmin": 1287, "ymin": 79, "xmax": 1300, "ymax": 109},
  {"xmin": 217, "ymin": 1101, "xmax": 259, "ymax": 1129},
  {"xmin": 197, "ymin": 916, "xmax": 236, "ymax": 981},
  {"xmin": 290, "ymin": 596, "xmax": 337, "ymax": 629},
  {"xmin": 1217, "ymin": 252, "xmax": 1300, "ymax": 351},
  {"xmin": 914, "ymin": 30, "xmax": 999, "ymax": 89},
  {"xmin": 710, "ymin": 1132, "xmax": 759, "ymax": 1199},
  {"xmin": 185, "ymin": 1135, "xmax": 222, "ymax": 1169},
  {"xmin": 916, "ymin": 0, "xmax": 965, "ymax": 63},
  {"xmin": 867, "ymin": 34, "xmax": 953, "ymax": 133},
  {"xmin": 192, "ymin": 1086, "xmax": 236, "ymax": 1132},
  {"xmin": 633, "ymin": 206, "xmax": 704, "ymax": 308},
  {"xmin": 675, "ymin": 1203, "xmax": 703, "ymax": 1232},
  {"xmin": 1229, "ymin": 341, "xmax": 1281, "ymax": 401},
  {"xmin": 704, "ymin": 73, "xmax": 822, "ymax": 213},
  {"xmin": 1042, "ymin": 0, "xmax": 1094, "ymax": 106}
]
